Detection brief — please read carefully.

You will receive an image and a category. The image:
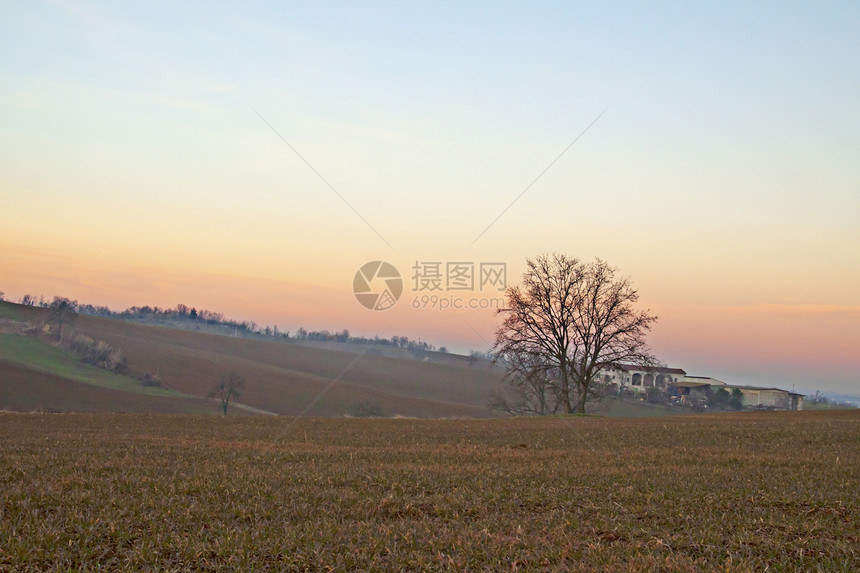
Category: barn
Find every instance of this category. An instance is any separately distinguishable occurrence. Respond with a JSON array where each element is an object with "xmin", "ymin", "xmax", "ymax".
[{"xmin": 731, "ymin": 386, "xmax": 804, "ymax": 411}]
